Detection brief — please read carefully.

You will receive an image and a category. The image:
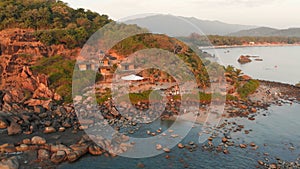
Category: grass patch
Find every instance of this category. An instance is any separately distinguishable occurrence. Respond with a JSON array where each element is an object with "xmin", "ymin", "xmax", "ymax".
[{"xmin": 237, "ymin": 79, "xmax": 260, "ymax": 99}]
